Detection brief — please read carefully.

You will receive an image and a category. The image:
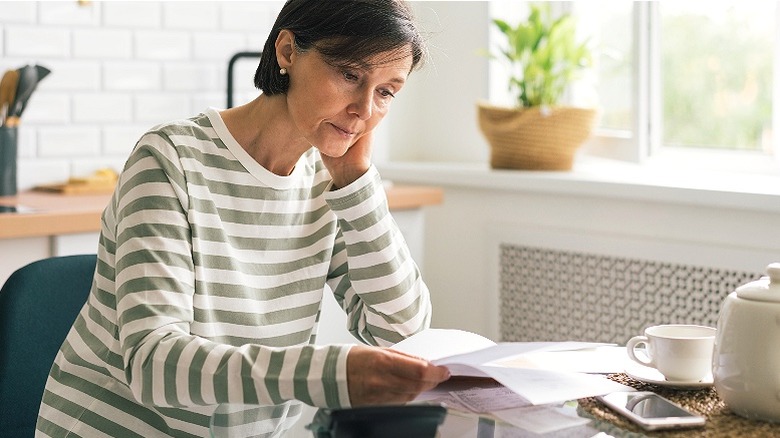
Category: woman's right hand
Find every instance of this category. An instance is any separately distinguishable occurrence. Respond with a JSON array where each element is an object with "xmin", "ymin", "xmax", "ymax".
[{"xmin": 346, "ymin": 345, "xmax": 451, "ymax": 406}]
